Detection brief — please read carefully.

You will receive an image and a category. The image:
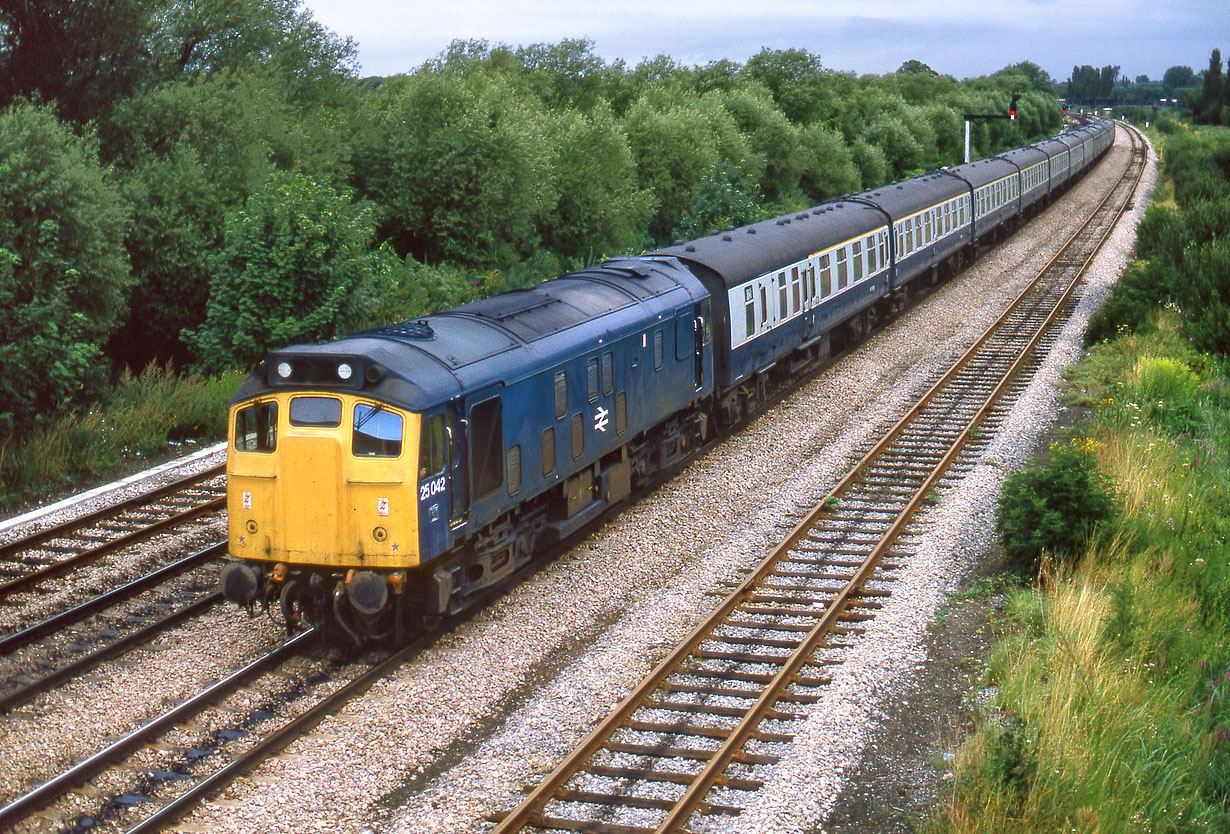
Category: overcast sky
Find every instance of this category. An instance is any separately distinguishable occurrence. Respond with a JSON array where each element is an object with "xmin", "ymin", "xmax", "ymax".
[{"xmin": 304, "ymin": 0, "xmax": 1226, "ymax": 83}]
